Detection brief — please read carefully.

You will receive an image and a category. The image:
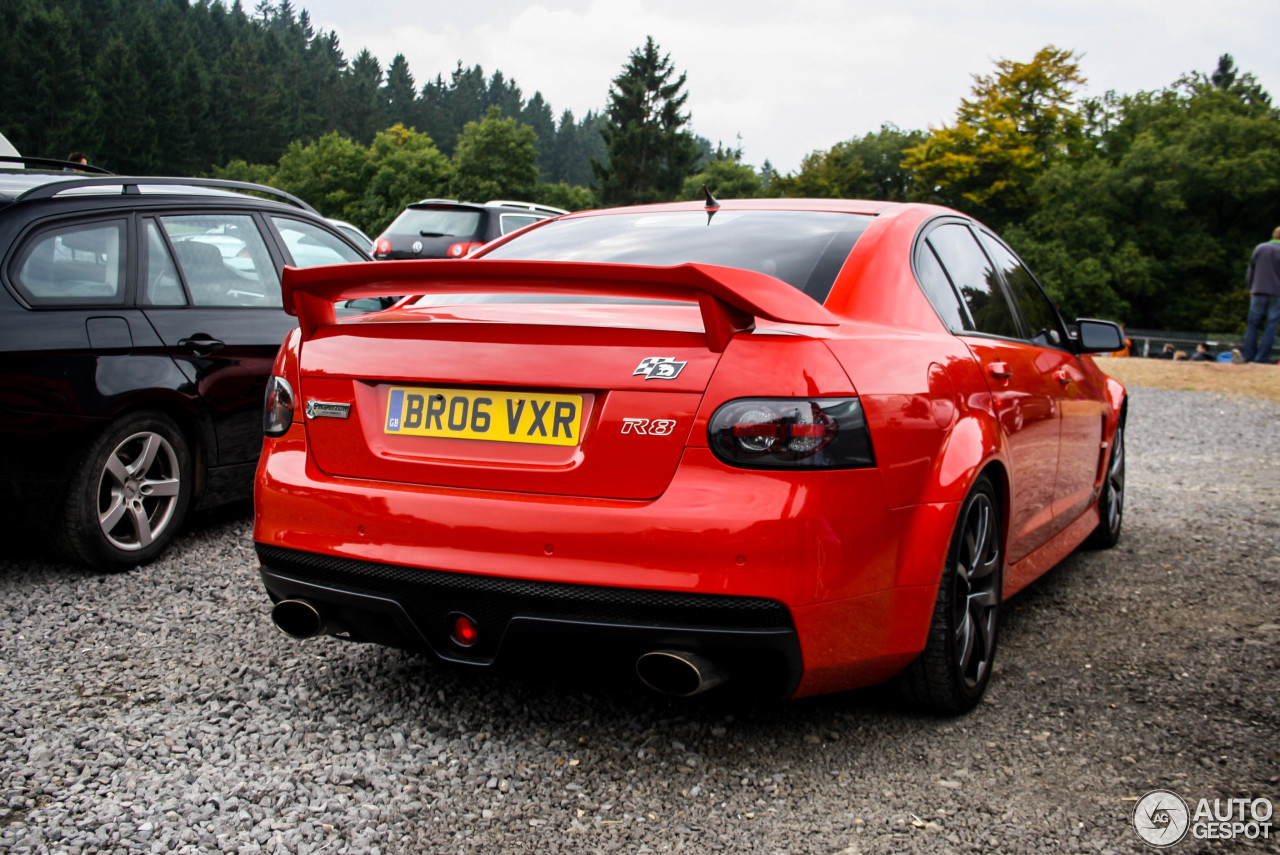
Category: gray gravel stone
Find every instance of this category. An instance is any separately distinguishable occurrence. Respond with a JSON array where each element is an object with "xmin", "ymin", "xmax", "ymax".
[{"xmin": 2, "ymin": 385, "xmax": 1277, "ymax": 853}]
